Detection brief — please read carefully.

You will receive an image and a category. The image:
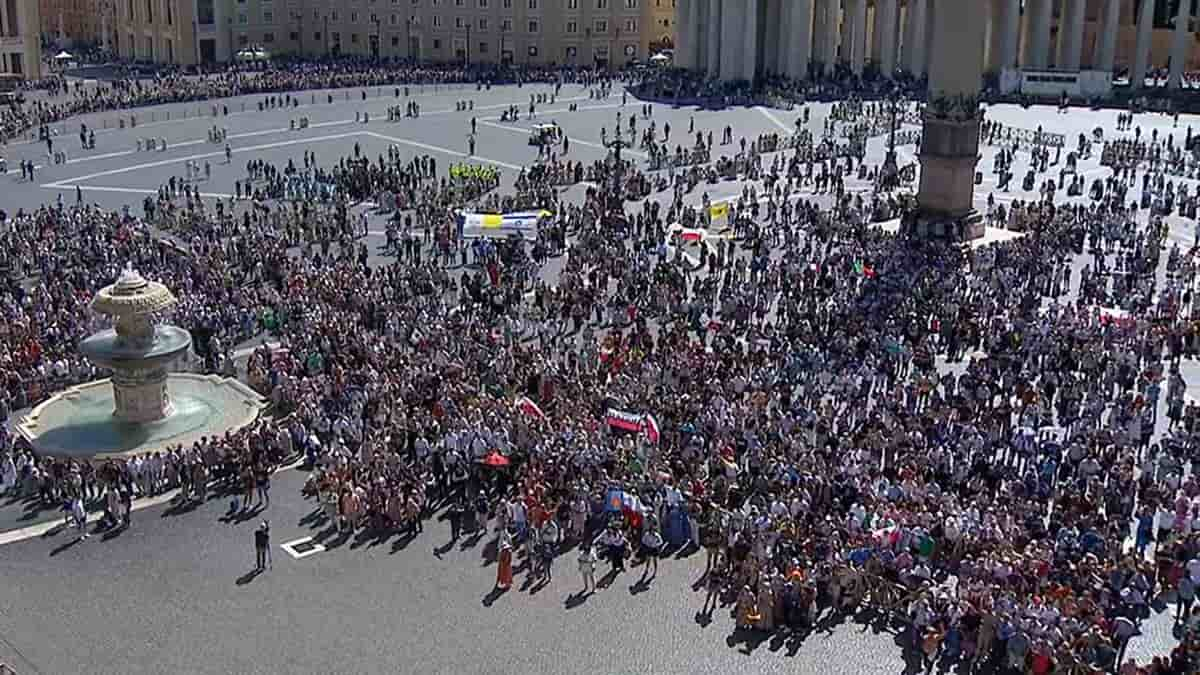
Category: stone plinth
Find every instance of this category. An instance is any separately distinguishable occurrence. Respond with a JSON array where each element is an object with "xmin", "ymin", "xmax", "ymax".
[
  {"xmin": 916, "ymin": 115, "xmax": 982, "ymax": 217},
  {"xmin": 110, "ymin": 367, "xmax": 173, "ymax": 423}
]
